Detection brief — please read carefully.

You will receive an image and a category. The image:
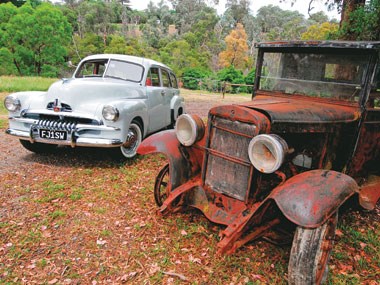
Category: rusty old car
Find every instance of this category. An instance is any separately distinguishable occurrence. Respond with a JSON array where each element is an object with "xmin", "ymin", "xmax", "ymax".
[{"xmin": 137, "ymin": 41, "xmax": 380, "ymax": 284}]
